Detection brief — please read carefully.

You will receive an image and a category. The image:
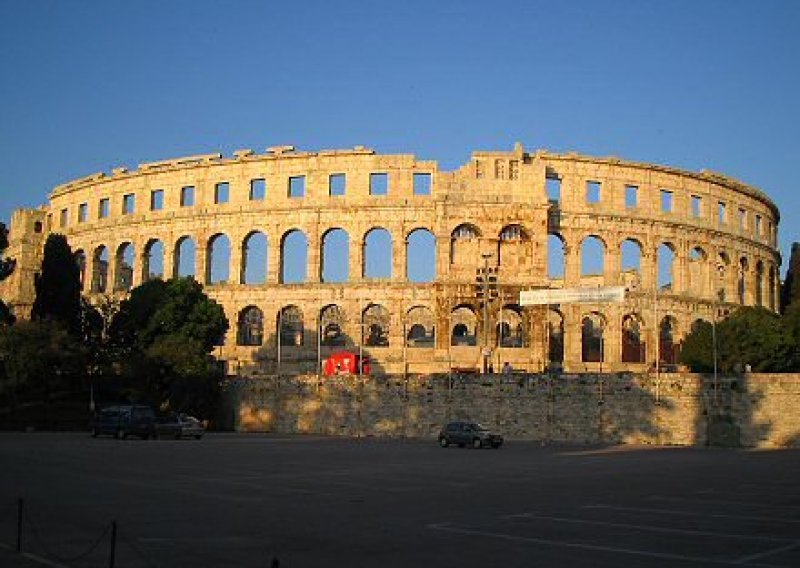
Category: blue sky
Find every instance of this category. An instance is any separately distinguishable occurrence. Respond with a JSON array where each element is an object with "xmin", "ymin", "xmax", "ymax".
[{"xmin": 1, "ymin": 0, "xmax": 798, "ymax": 271}]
